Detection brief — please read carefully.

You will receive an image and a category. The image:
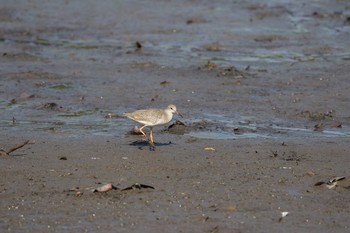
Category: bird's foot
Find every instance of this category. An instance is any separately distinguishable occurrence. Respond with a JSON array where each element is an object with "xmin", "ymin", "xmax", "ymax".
[{"xmin": 149, "ymin": 140, "xmax": 156, "ymax": 151}]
